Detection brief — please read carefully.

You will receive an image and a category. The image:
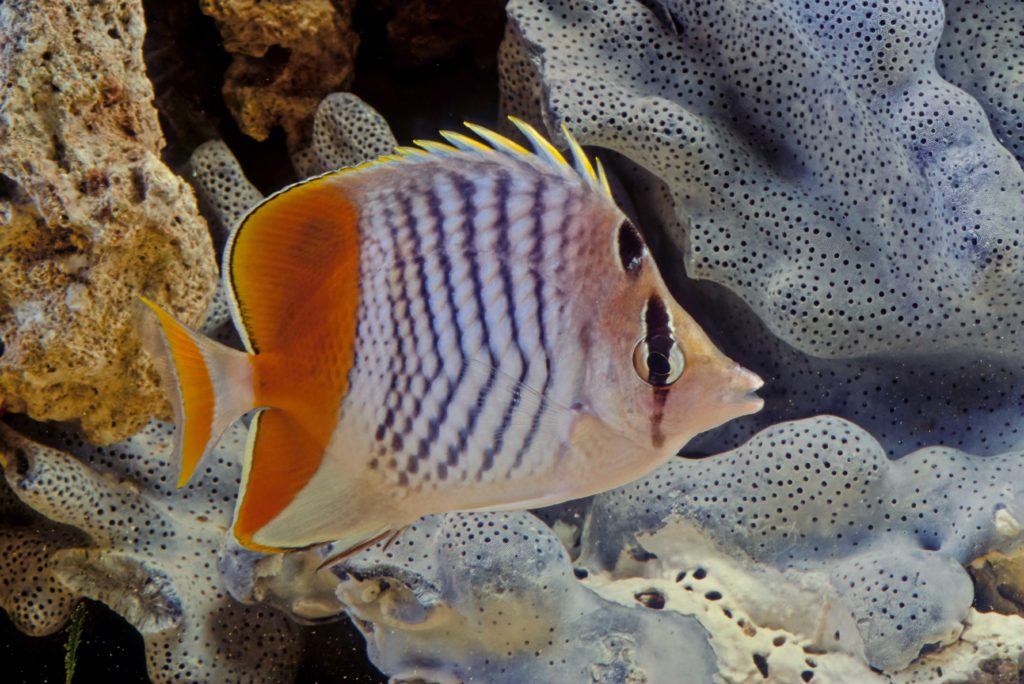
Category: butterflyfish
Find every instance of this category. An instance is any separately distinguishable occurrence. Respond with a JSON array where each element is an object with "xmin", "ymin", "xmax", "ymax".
[{"xmin": 140, "ymin": 118, "xmax": 764, "ymax": 555}]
